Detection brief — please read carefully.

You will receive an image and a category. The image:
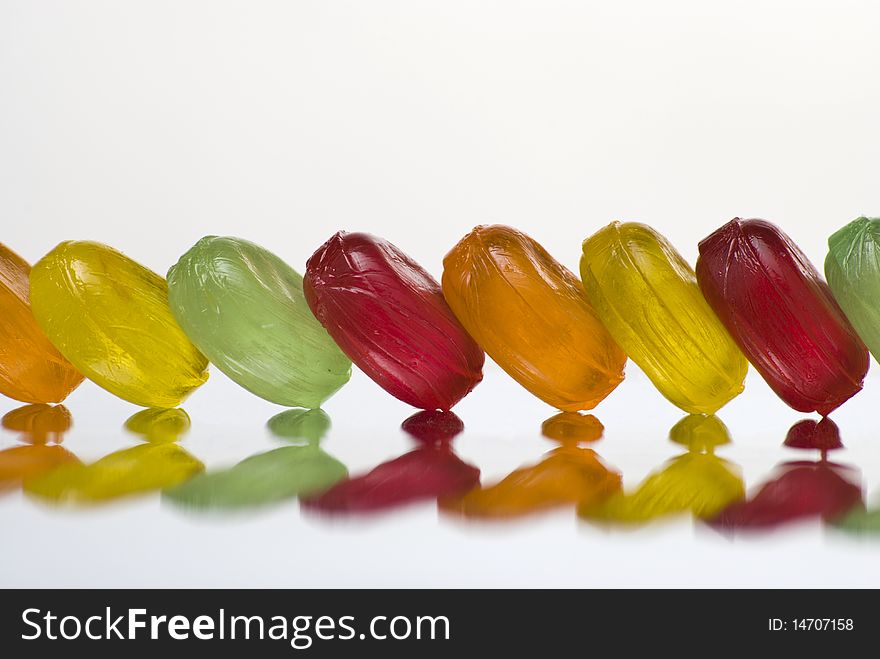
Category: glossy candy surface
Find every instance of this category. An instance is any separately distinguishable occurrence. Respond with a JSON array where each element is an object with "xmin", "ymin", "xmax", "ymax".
[
  {"xmin": 696, "ymin": 219, "xmax": 868, "ymax": 415},
  {"xmin": 581, "ymin": 222, "xmax": 747, "ymax": 414},
  {"xmin": 168, "ymin": 237, "xmax": 350, "ymax": 409},
  {"xmin": 442, "ymin": 225, "xmax": 626, "ymax": 411},
  {"xmin": 0, "ymin": 244, "xmax": 83, "ymax": 403},
  {"xmin": 825, "ymin": 217, "xmax": 880, "ymax": 363},
  {"xmin": 29, "ymin": 241, "xmax": 208, "ymax": 408},
  {"xmin": 305, "ymin": 232, "xmax": 484, "ymax": 411}
]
